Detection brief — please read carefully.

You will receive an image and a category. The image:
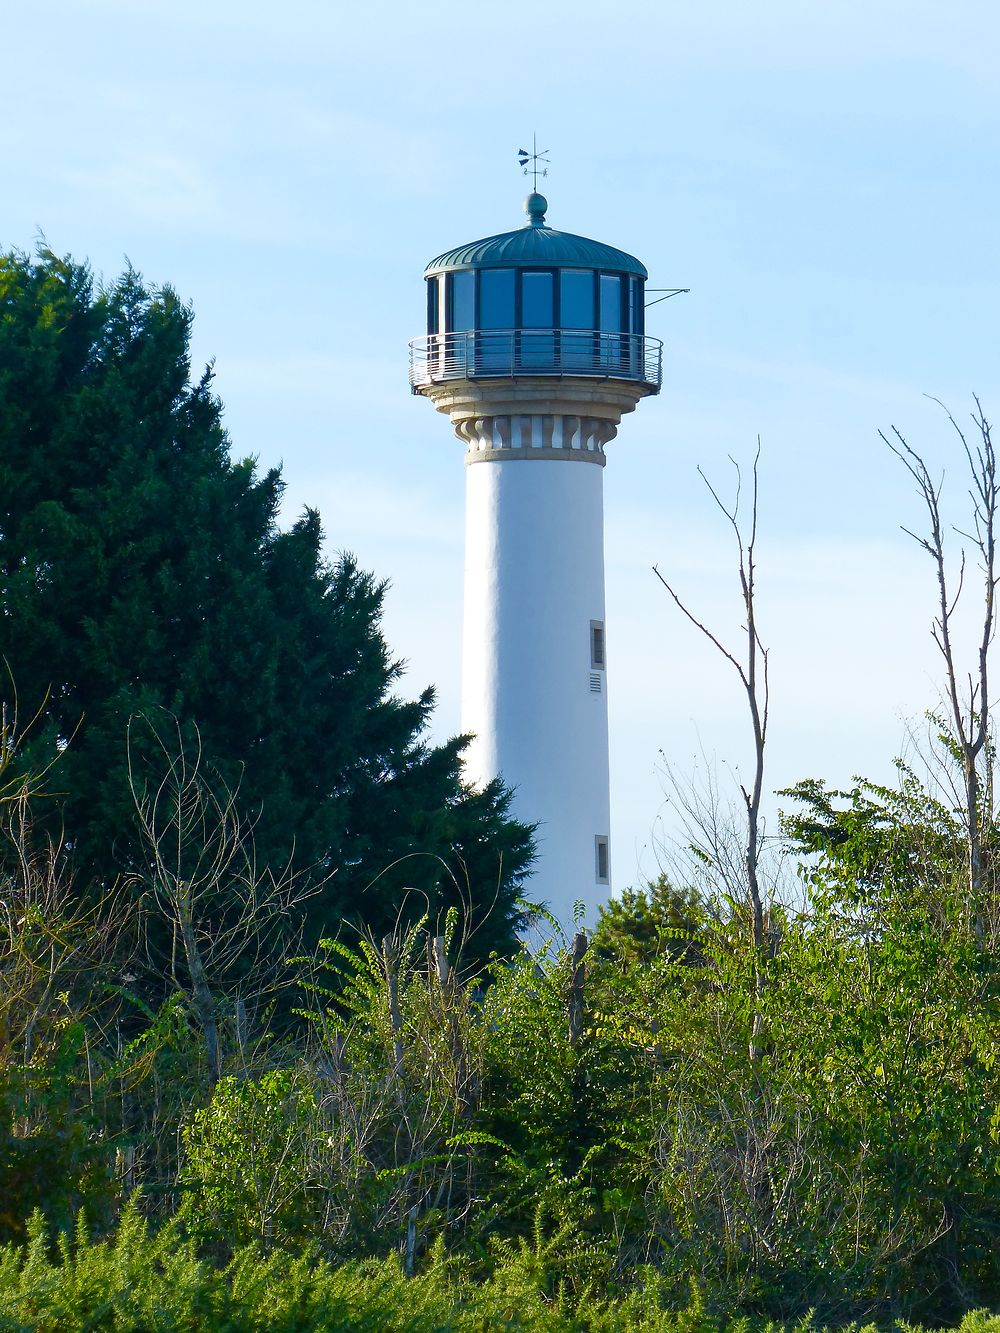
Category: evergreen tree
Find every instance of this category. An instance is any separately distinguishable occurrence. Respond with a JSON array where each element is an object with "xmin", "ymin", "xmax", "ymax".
[
  {"xmin": 590, "ymin": 875, "xmax": 707, "ymax": 968},
  {"xmin": 0, "ymin": 246, "xmax": 533, "ymax": 963}
]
